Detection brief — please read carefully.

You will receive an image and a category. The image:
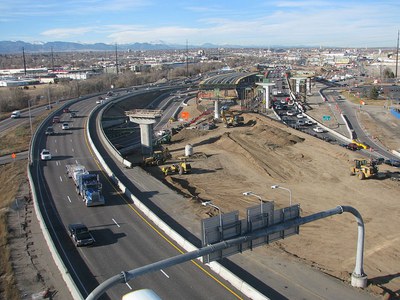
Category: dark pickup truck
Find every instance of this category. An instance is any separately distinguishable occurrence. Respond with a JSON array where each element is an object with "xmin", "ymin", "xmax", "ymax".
[{"xmin": 68, "ymin": 223, "xmax": 95, "ymax": 247}]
